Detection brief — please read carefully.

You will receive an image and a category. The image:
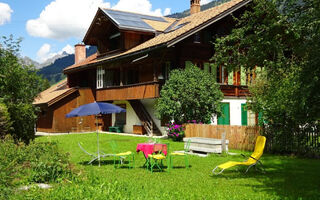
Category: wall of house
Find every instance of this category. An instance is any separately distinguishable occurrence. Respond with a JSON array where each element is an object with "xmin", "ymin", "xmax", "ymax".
[
  {"xmin": 36, "ymin": 88, "xmax": 96, "ymax": 133},
  {"xmin": 111, "ymin": 100, "xmax": 141, "ymax": 133},
  {"xmin": 211, "ymin": 98, "xmax": 256, "ymax": 126}
]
